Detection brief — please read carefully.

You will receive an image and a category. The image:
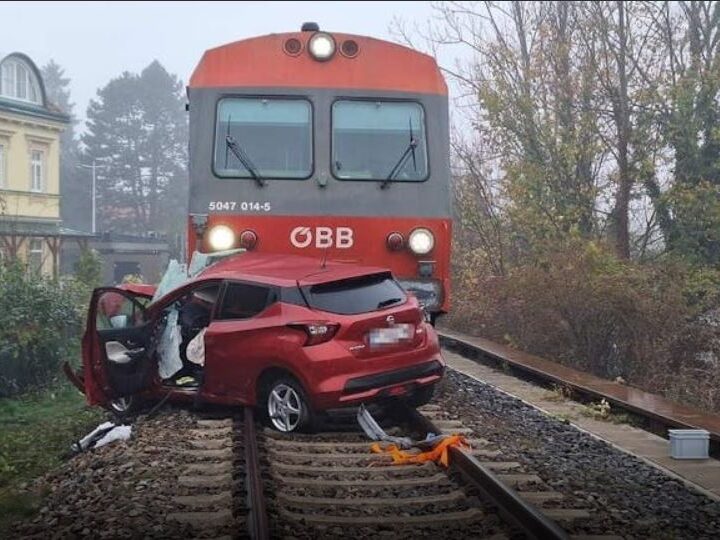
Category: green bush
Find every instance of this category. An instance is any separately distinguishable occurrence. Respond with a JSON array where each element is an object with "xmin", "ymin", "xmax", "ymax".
[
  {"xmin": 73, "ymin": 248, "xmax": 103, "ymax": 290},
  {"xmin": 447, "ymin": 239, "xmax": 720, "ymax": 412},
  {"xmin": 0, "ymin": 262, "xmax": 85, "ymax": 397}
]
